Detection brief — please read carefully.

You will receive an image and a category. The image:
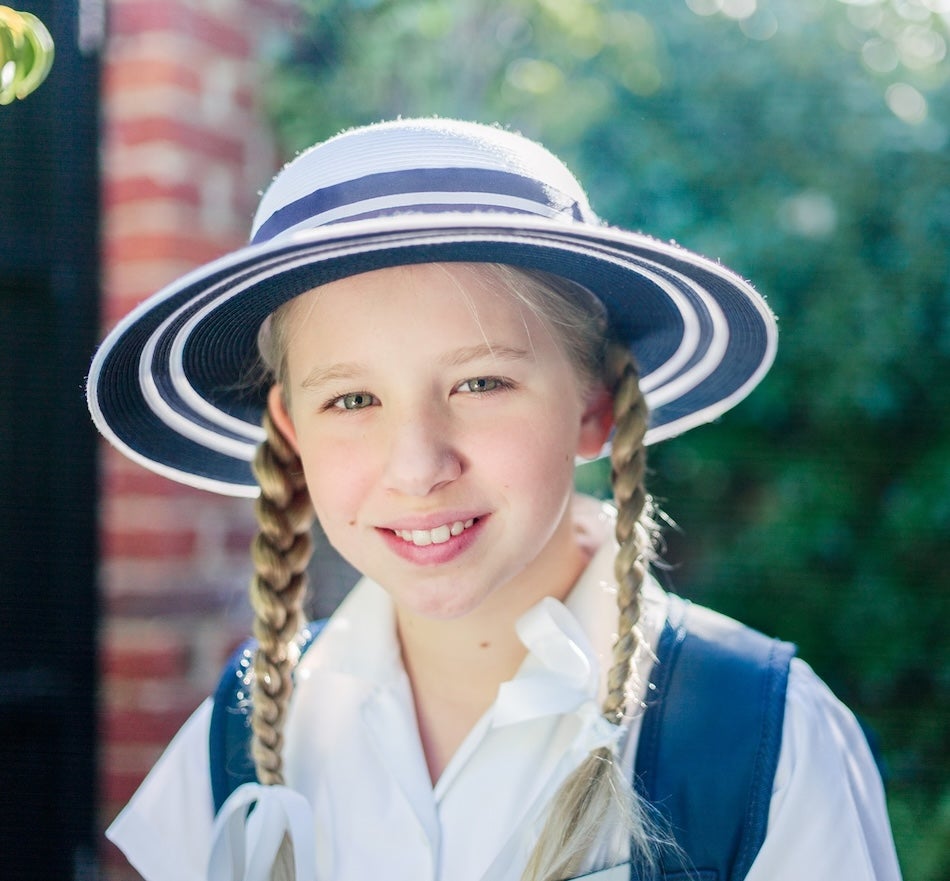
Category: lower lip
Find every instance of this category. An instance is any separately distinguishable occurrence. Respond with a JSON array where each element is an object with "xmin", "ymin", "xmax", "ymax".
[{"xmin": 376, "ymin": 517, "xmax": 487, "ymax": 565}]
